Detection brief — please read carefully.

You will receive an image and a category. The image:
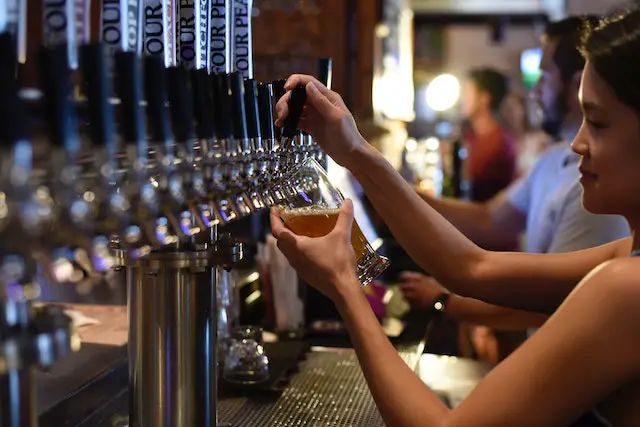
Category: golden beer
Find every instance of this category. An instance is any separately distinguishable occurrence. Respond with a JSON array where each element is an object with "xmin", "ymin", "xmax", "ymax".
[
  {"xmin": 280, "ymin": 207, "xmax": 370, "ymax": 260},
  {"xmin": 274, "ymin": 156, "xmax": 390, "ymax": 286}
]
